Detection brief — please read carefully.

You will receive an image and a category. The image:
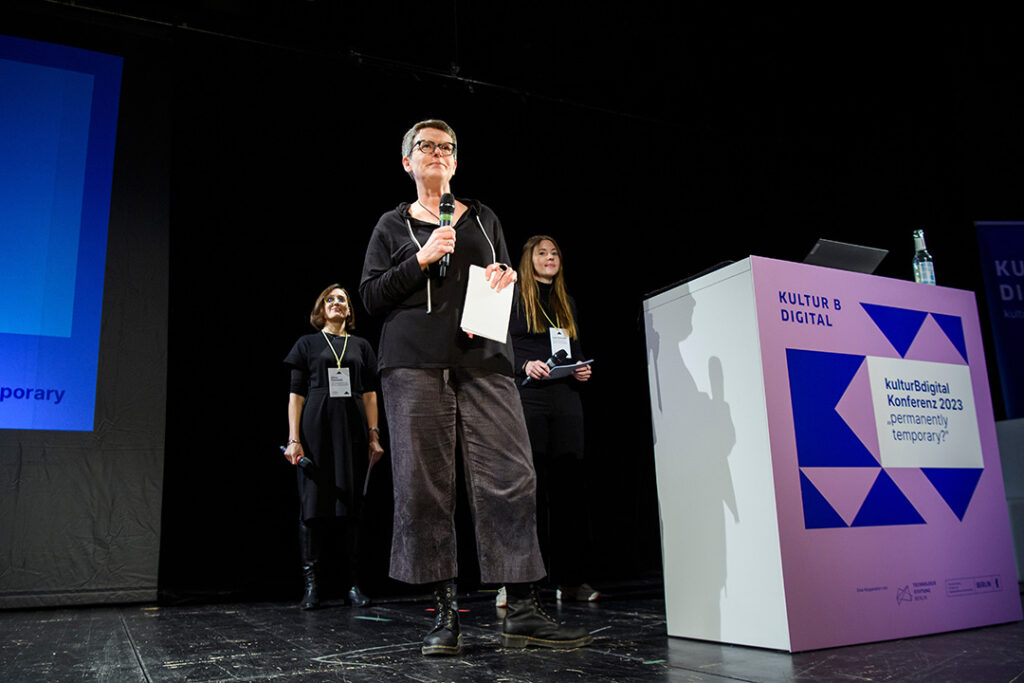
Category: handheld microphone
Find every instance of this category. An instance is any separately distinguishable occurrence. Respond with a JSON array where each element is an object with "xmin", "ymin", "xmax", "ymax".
[
  {"xmin": 281, "ymin": 445, "xmax": 318, "ymax": 476},
  {"xmin": 438, "ymin": 192, "xmax": 455, "ymax": 278},
  {"xmin": 521, "ymin": 349, "xmax": 569, "ymax": 386}
]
